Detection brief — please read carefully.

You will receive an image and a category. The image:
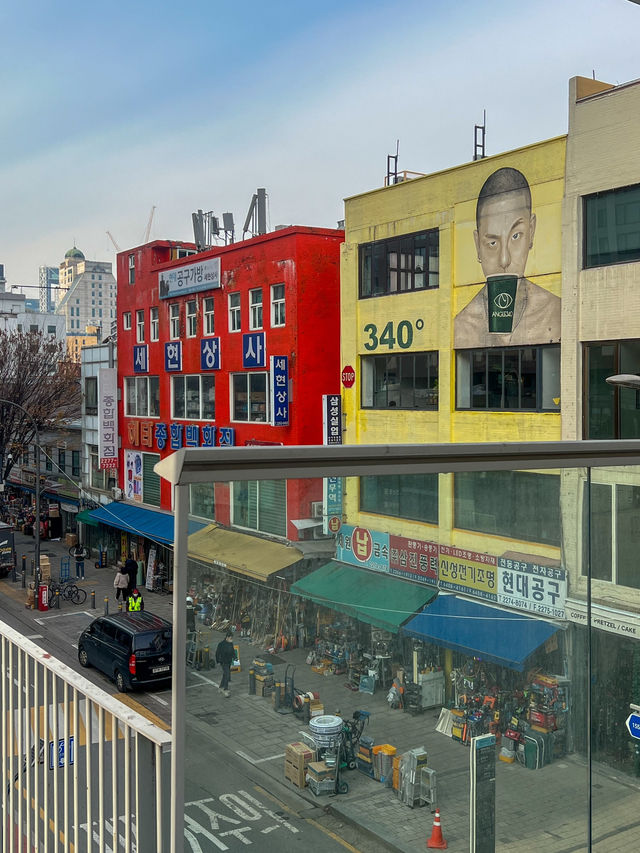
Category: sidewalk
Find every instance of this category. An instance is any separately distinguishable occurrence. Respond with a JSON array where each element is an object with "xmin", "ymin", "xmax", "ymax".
[{"xmin": 6, "ymin": 531, "xmax": 640, "ymax": 851}]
